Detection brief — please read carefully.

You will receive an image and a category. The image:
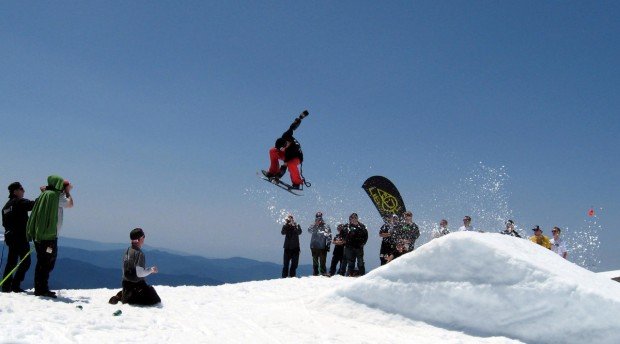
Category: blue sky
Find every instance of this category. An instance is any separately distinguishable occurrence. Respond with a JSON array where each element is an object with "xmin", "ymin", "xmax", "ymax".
[{"xmin": 1, "ymin": 1, "xmax": 618, "ymax": 271}]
